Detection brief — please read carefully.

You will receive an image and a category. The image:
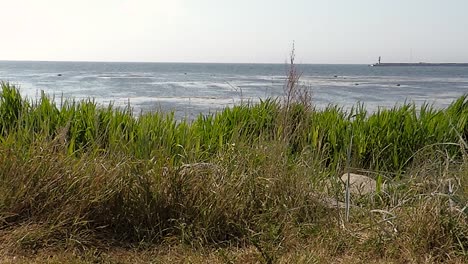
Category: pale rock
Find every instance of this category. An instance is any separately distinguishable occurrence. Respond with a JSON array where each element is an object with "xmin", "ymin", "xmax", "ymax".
[{"xmin": 341, "ymin": 173, "xmax": 383, "ymax": 195}]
